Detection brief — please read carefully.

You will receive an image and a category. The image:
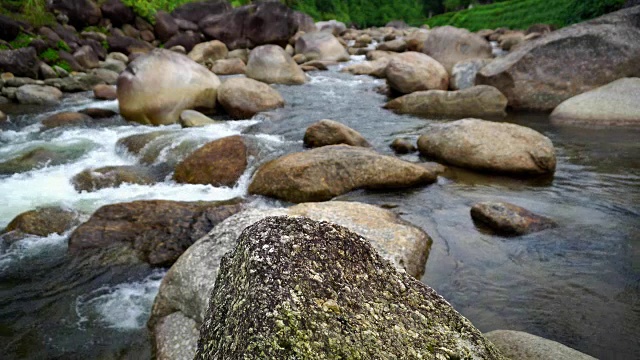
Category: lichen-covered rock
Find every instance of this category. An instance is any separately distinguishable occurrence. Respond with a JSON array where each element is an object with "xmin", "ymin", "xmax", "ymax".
[
  {"xmin": 417, "ymin": 119, "xmax": 556, "ymax": 176},
  {"xmin": 3, "ymin": 207, "xmax": 80, "ymax": 237},
  {"xmin": 384, "ymin": 85, "xmax": 507, "ymax": 119},
  {"xmin": 248, "ymin": 145, "xmax": 437, "ymax": 203},
  {"xmin": 550, "ymin": 78, "xmax": 640, "ymax": 126},
  {"xmin": 196, "ymin": 216, "xmax": 504, "ymax": 359},
  {"xmin": 470, "ymin": 201, "xmax": 557, "ymax": 236},
  {"xmin": 485, "ymin": 330, "xmax": 596, "ymax": 360},
  {"xmin": 217, "ymin": 78, "xmax": 284, "ymax": 119},
  {"xmin": 303, "ymin": 119, "xmax": 370, "ymax": 148},
  {"xmin": 68, "ymin": 200, "xmax": 243, "ymax": 266},
  {"xmin": 154, "ymin": 312, "xmax": 200, "ymax": 360},
  {"xmin": 173, "ymin": 135, "xmax": 247, "ymax": 187}
]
